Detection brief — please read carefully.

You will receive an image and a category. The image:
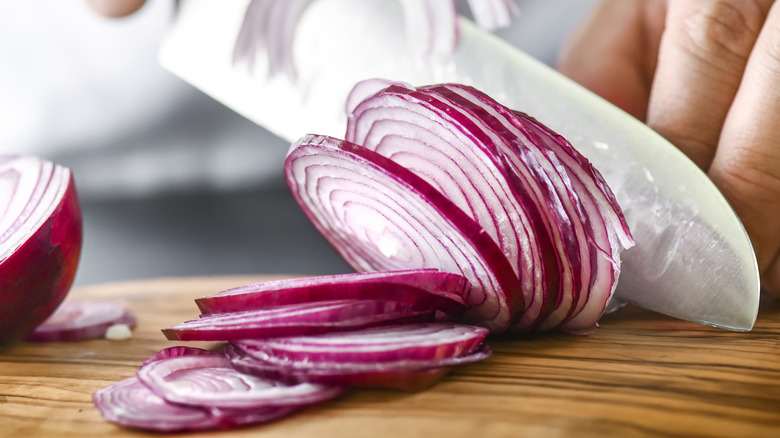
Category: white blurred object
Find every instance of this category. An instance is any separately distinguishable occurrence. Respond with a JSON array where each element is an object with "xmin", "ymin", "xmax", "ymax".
[{"xmin": 0, "ymin": 0, "xmax": 597, "ymax": 200}]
